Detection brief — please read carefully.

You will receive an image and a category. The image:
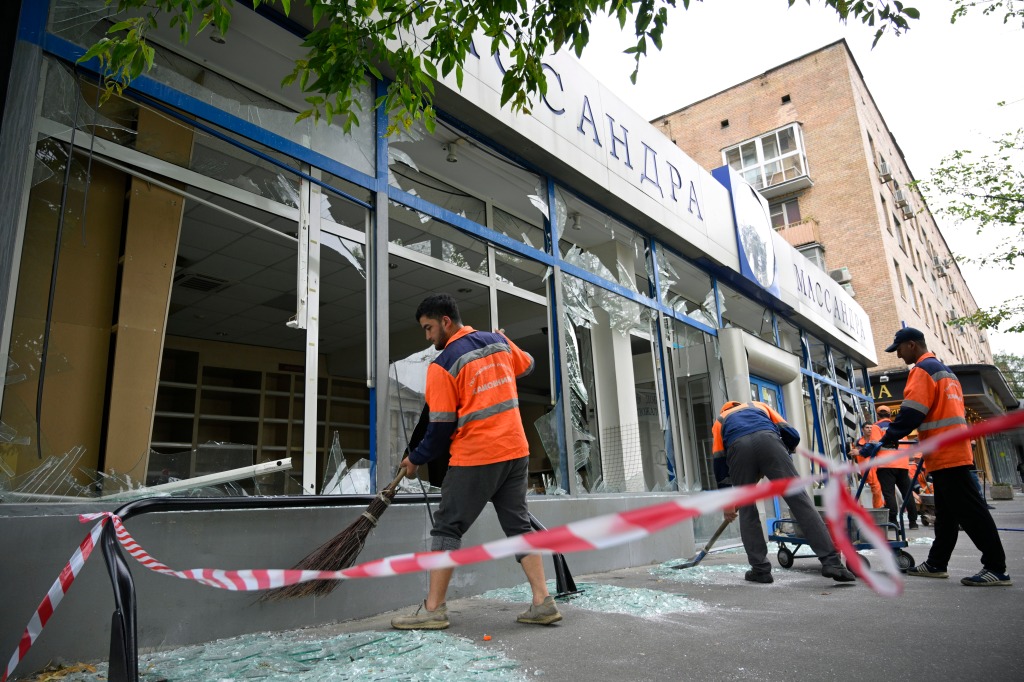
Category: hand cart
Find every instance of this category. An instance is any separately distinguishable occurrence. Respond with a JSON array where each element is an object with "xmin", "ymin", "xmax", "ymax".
[{"xmin": 769, "ymin": 451, "xmax": 924, "ymax": 572}]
